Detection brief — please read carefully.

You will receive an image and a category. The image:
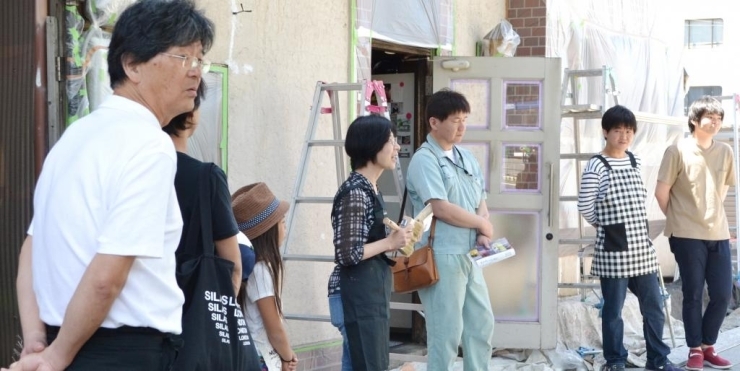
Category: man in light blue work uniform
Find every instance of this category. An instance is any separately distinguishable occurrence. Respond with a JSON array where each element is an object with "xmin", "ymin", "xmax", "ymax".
[{"xmin": 406, "ymin": 89, "xmax": 495, "ymax": 371}]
